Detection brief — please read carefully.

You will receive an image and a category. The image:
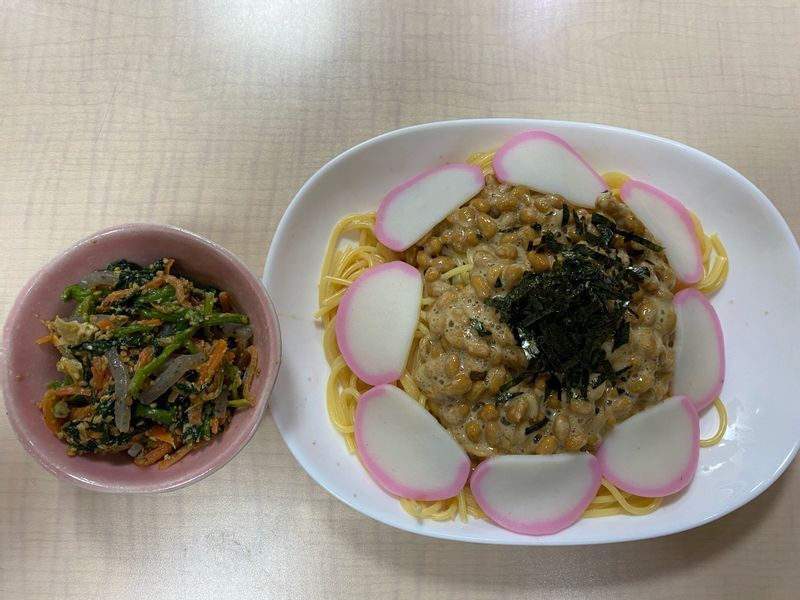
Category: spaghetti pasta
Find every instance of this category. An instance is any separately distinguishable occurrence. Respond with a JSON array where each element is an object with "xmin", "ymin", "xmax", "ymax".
[
  {"xmin": 692, "ymin": 216, "xmax": 730, "ymax": 295},
  {"xmin": 699, "ymin": 397, "xmax": 727, "ymax": 448},
  {"xmin": 317, "ymin": 152, "xmax": 729, "ymax": 527}
]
